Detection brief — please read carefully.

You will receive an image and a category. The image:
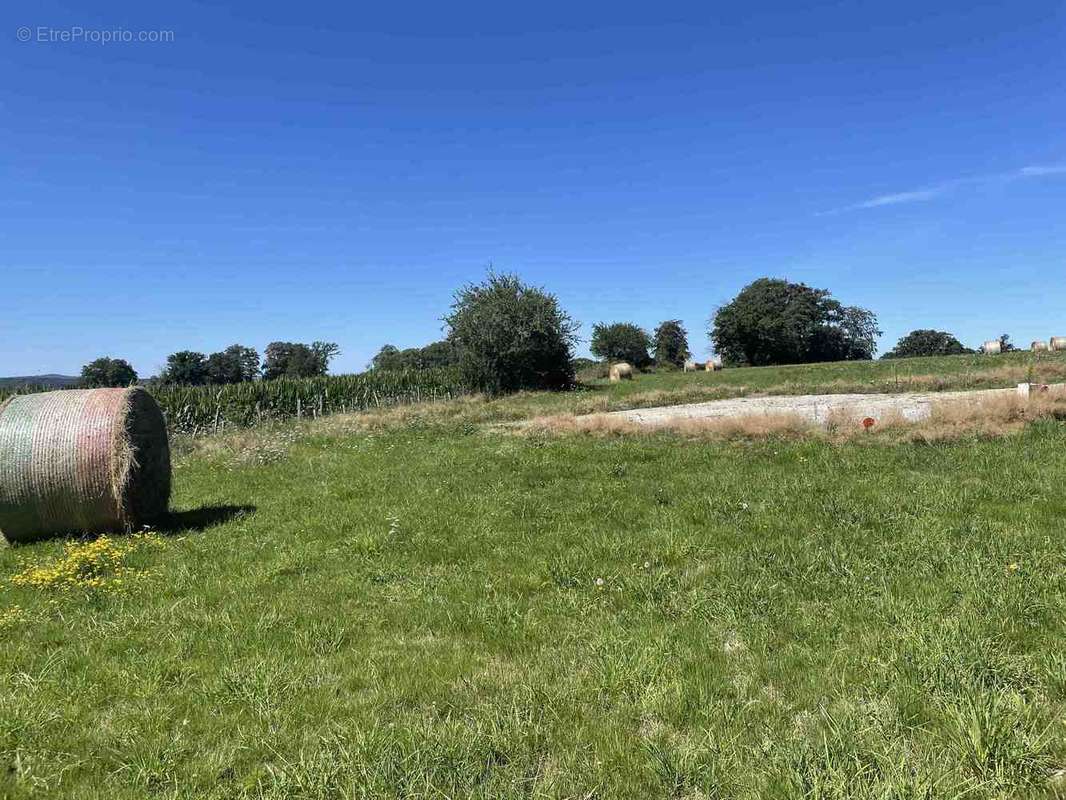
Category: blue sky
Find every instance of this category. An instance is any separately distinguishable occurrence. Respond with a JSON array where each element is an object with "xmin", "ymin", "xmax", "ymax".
[{"xmin": 3, "ymin": 1, "xmax": 1064, "ymax": 376}]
